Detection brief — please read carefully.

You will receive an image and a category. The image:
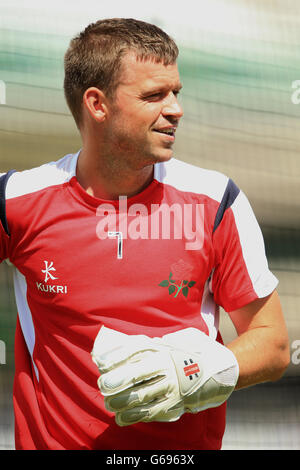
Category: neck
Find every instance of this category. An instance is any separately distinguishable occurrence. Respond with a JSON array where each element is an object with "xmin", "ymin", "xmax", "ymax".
[{"xmin": 76, "ymin": 148, "xmax": 155, "ymax": 200}]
